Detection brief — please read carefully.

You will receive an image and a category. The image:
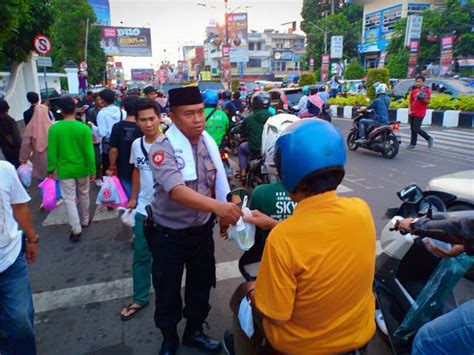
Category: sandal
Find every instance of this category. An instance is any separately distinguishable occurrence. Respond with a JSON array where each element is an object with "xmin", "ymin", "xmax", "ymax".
[
  {"xmin": 120, "ymin": 303, "xmax": 147, "ymax": 321},
  {"xmin": 69, "ymin": 232, "xmax": 81, "ymax": 242}
]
